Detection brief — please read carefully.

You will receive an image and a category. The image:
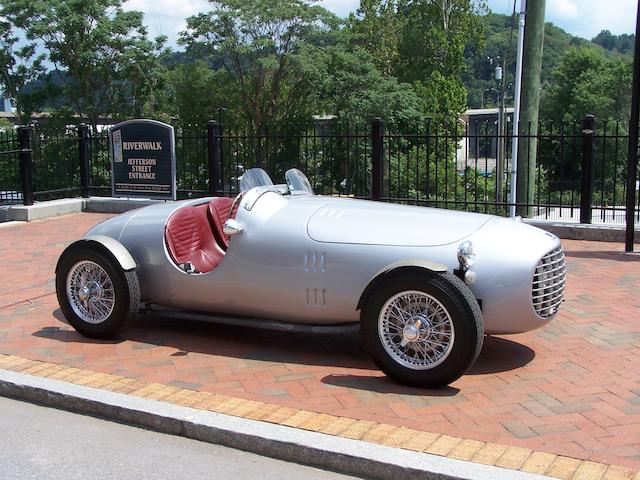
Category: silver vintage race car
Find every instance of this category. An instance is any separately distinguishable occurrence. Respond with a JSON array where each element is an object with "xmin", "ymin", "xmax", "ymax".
[{"xmin": 56, "ymin": 168, "xmax": 565, "ymax": 387}]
